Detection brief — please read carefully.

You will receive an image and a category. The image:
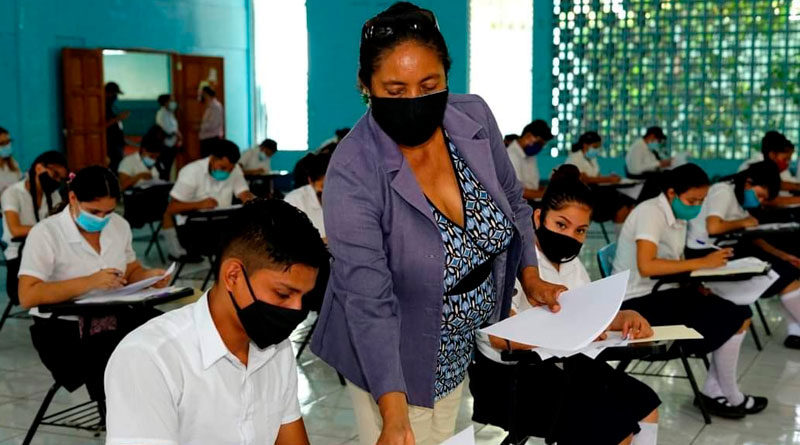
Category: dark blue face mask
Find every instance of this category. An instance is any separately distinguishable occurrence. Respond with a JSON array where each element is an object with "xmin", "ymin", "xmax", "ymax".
[{"xmin": 523, "ymin": 142, "xmax": 544, "ymax": 157}]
